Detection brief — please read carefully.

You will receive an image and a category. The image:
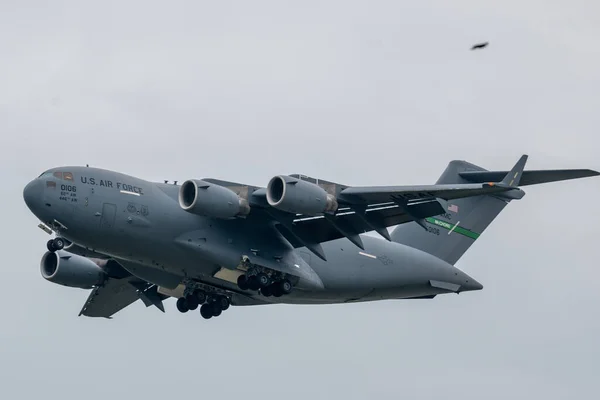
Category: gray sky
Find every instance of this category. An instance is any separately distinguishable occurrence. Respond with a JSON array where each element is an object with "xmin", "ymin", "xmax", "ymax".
[{"xmin": 1, "ymin": 1, "xmax": 599, "ymax": 398}]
